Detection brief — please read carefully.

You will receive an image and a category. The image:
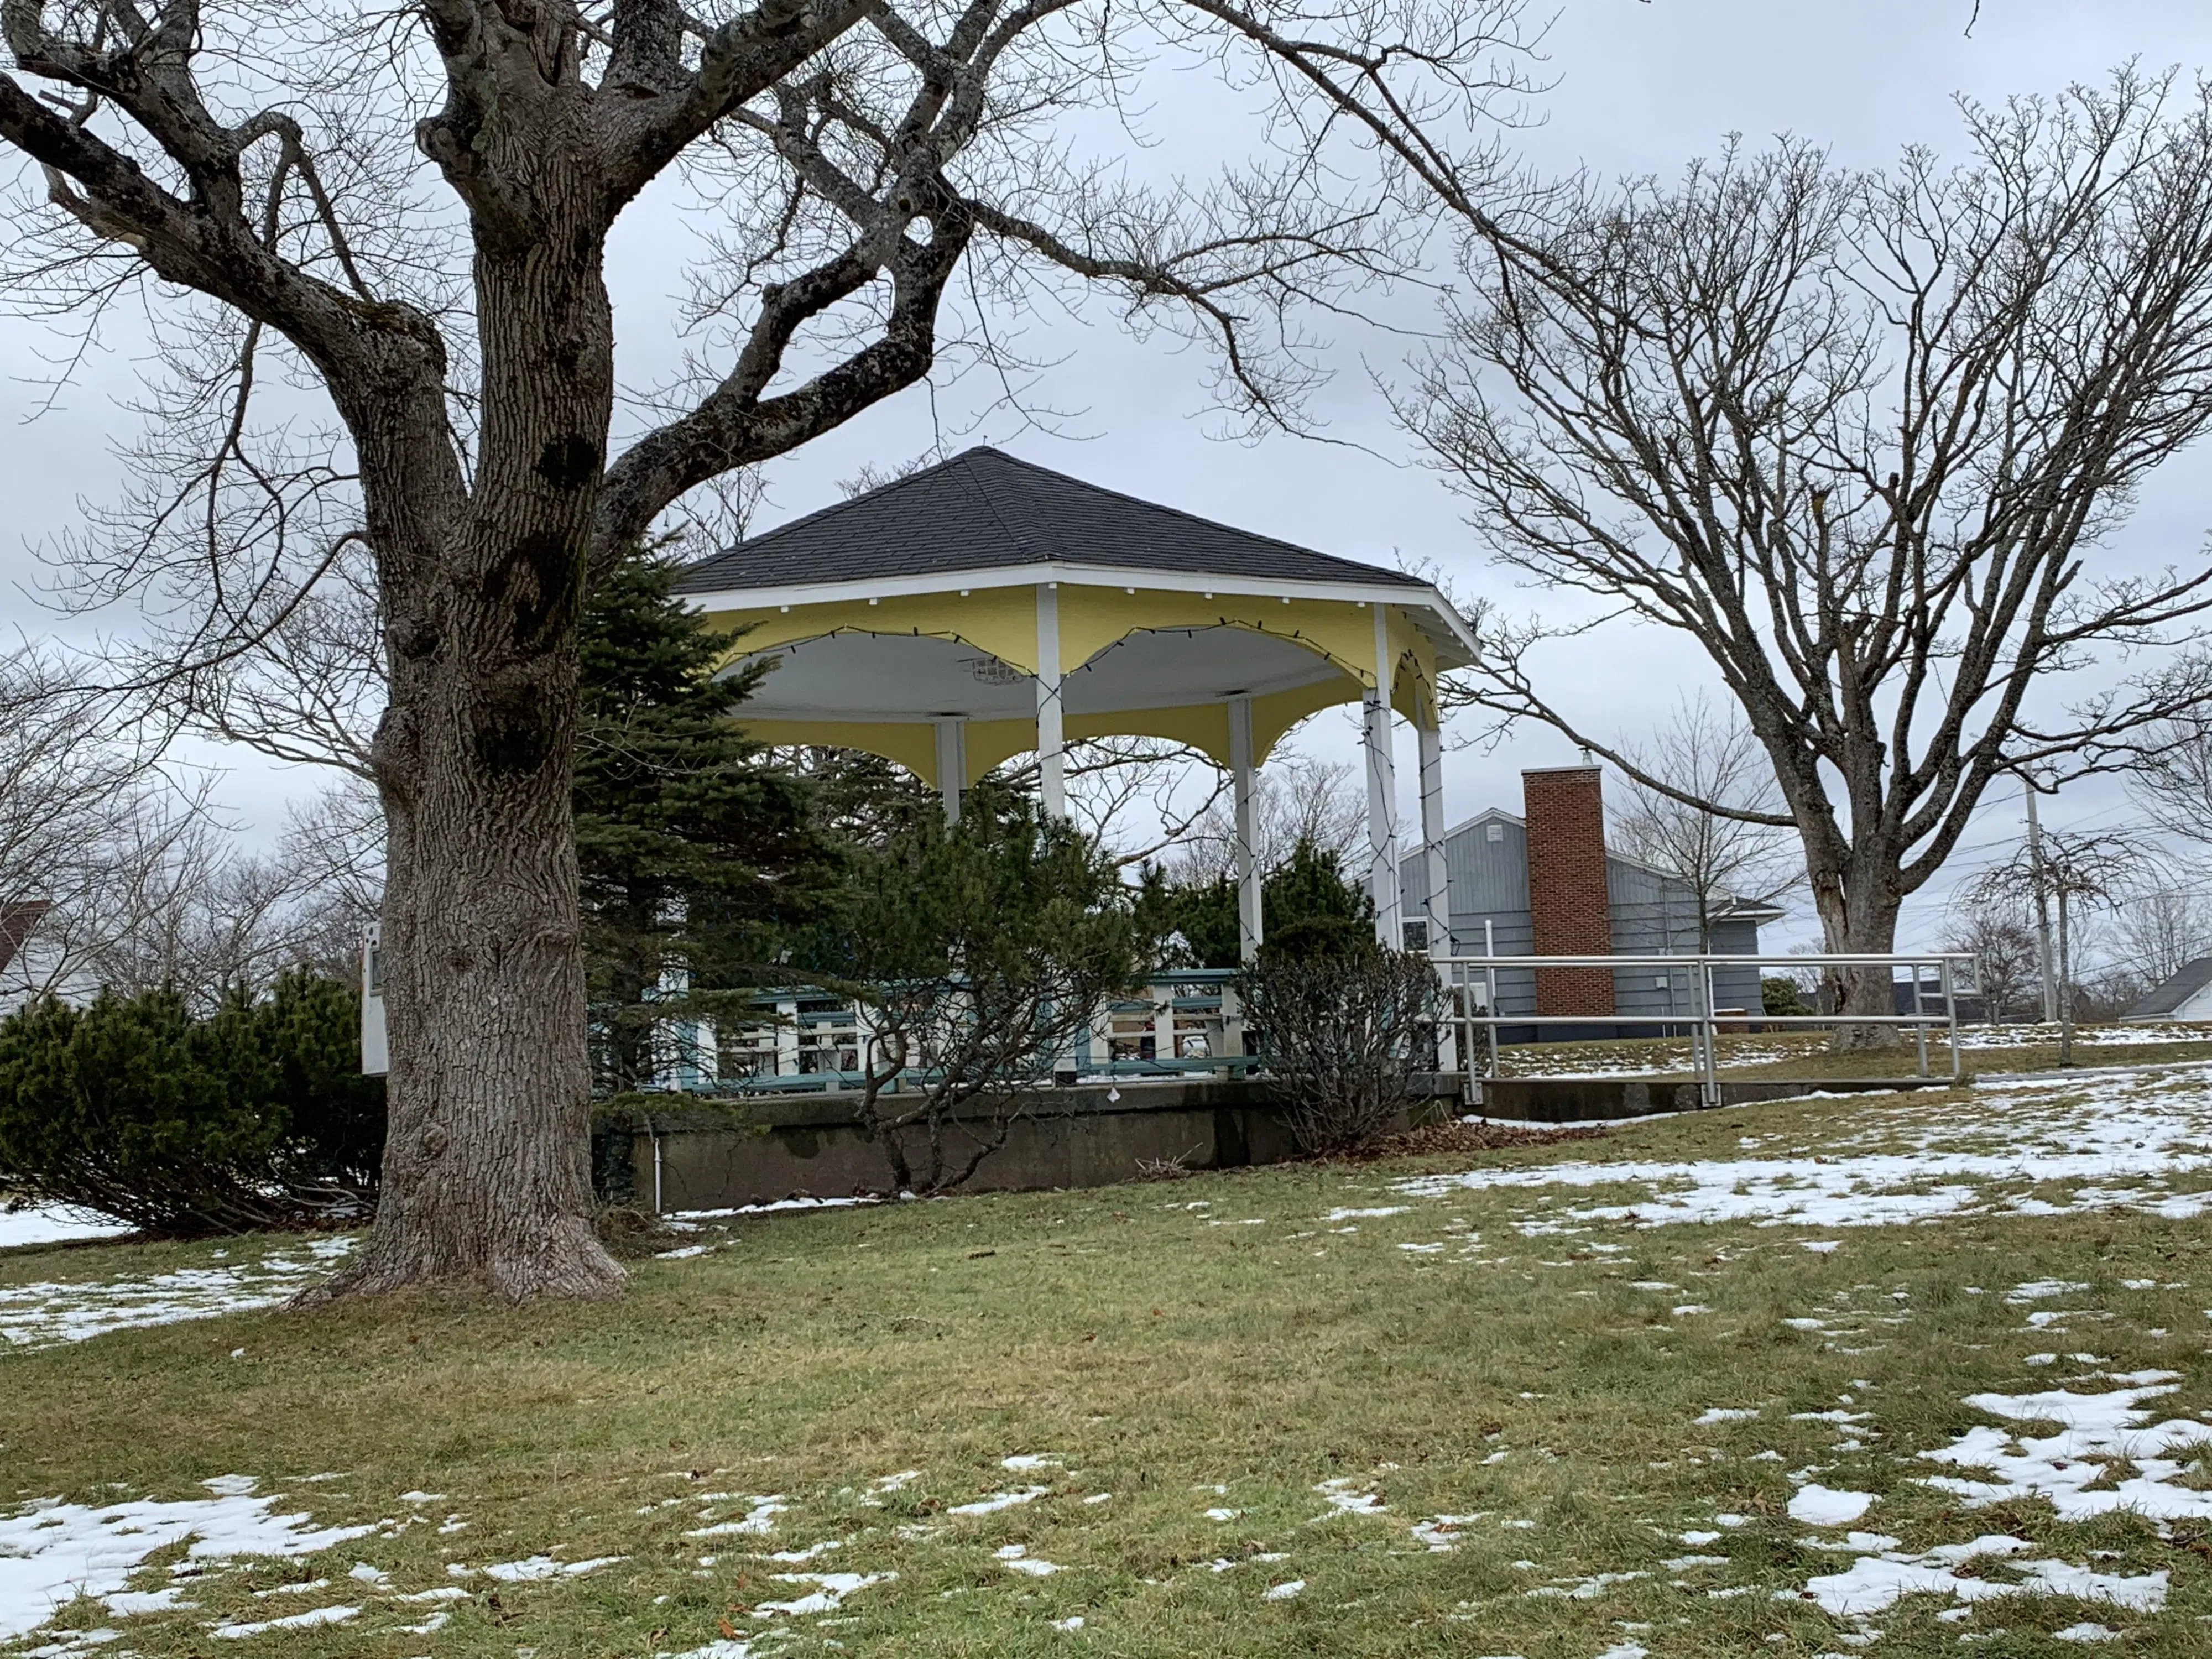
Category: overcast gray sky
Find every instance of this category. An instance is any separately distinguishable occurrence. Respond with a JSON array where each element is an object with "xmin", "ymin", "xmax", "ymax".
[{"xmin": 6, "ymin": 0, "xmax": 2210, "ymax": 954}]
